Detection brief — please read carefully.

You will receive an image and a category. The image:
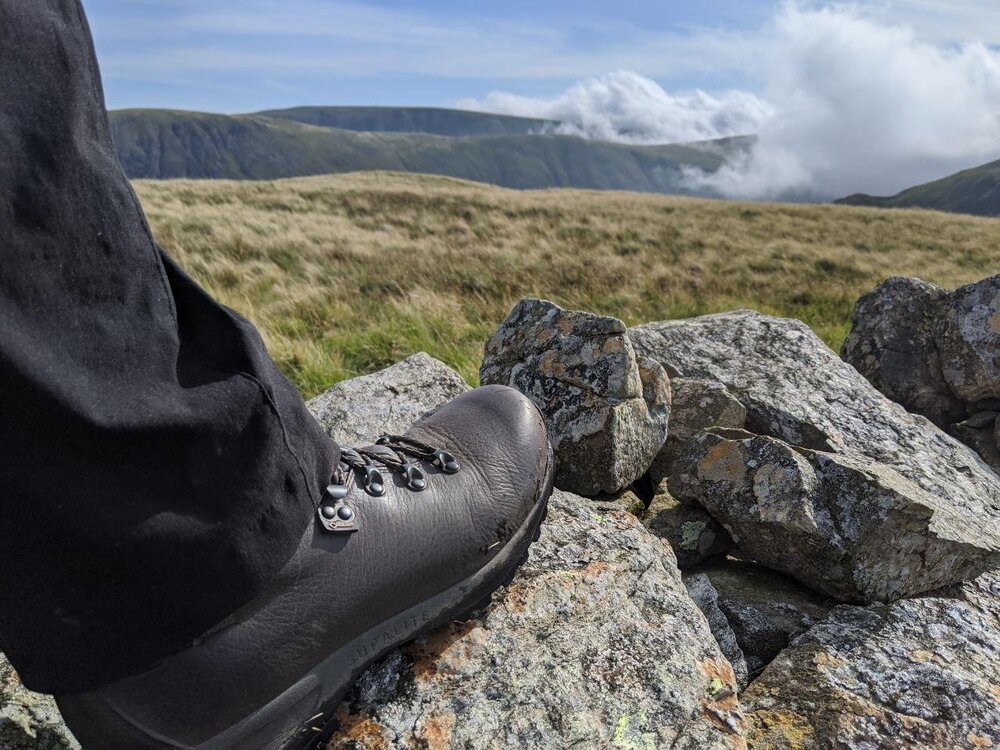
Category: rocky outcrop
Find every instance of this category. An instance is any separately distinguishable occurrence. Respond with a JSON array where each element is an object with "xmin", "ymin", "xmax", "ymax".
[
  {"xmin": 684, "ymin": 573, "xmax": 750, "ymax": 691},
  {"xmin": 481, "ymin": 298, "xmax": 670, "ymax": 496},
  {"xmin": 631, "ymin": 311, "xmax": 1000, "ymax": 602},
  {"xmin": 842, "ymin": 275, "xmax": 1000, "ymax": 472},
  {"xmin": 743, "ymin": 571, "xmax": 1000, "ymax": 750},
  {"xmin": 934, "ymin": 275, "xmax": 1000, "ymax": 403},
  {"xmin": 697, "ymin": 560, "xmax": 833, "ymax": 680},
  {"xmin": 647, "ymin": 377, "xmax": 747, "ymax": 488},
  {"xmin": 307, "ymin": 352, "xmax": 470, "ymax": 445},
  {"xmin": 841, "ymin": 276, "xmax": 965, "ymax": 426},
  {"xmin": 332, "ymin": 490, "xmax": 745, "ymax": 749}
]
